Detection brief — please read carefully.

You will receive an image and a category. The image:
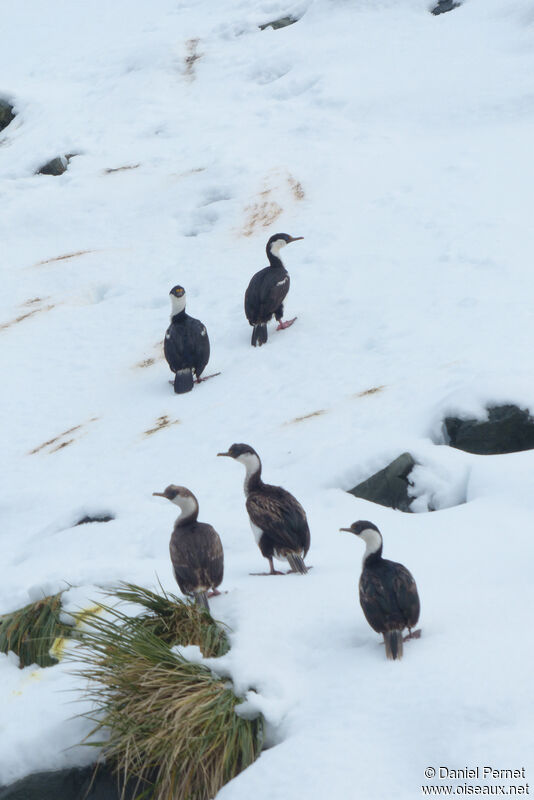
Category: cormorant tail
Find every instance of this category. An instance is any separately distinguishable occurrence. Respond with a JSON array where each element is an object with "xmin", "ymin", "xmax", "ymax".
[
  {"xmin": 384, "ymin": 631, "xmax": 403, "ymax": 660},
  {"xmin": 173, "ymin": 368, "xmax": 194, "ymax": 394},
  {"xmin": 251, "ymin": 324, "xmax": 268, "ymax": 347},
  {"xmin": 193, "ymin": 591, "xmax": 210, "ymax": 611},
  {"xmin": 286, "ymin": 553, "xmax": 308, "ymax": 574}
]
